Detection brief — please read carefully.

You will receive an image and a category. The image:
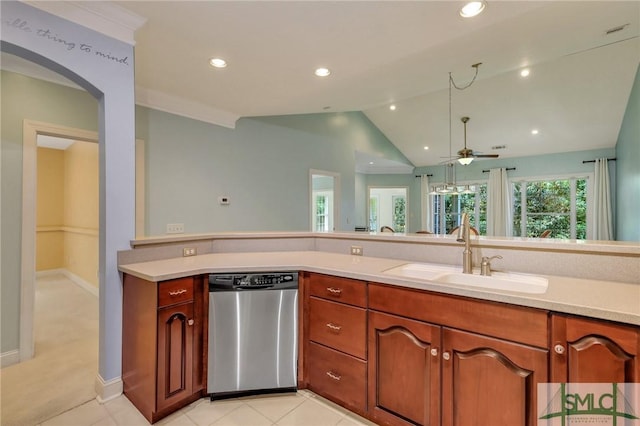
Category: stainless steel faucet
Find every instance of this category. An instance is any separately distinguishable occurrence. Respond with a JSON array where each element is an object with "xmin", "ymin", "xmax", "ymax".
[{"xmin": 456, "ymin": 212, "xmax": 473, "ymax": 274}]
